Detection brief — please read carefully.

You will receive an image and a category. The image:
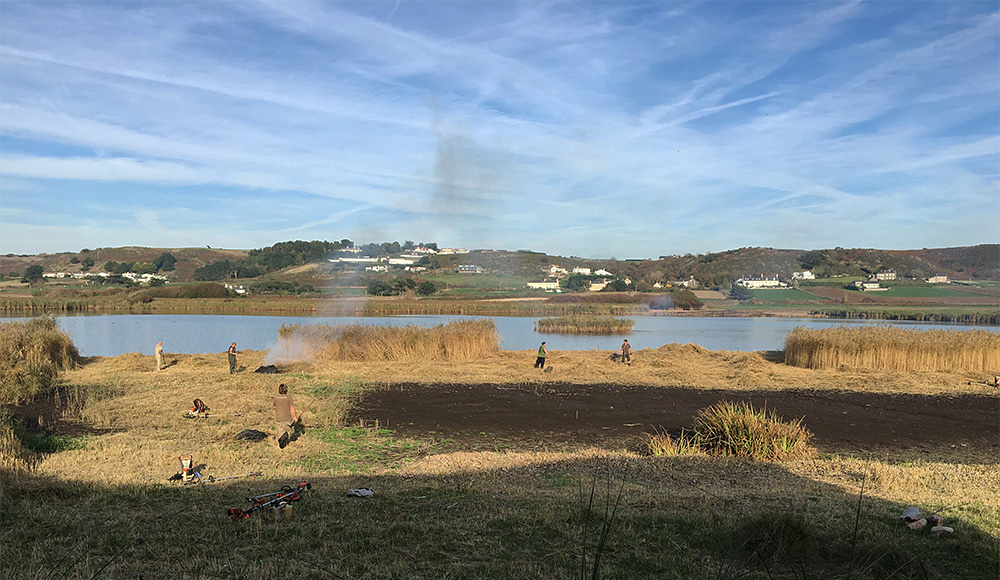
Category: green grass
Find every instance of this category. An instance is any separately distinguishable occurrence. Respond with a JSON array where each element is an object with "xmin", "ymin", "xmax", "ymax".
[
  {"xmin": 421, "ymin": 272, "xmax": 532, "ymax": 291},
  {"xmin": 751, "ymin": 288, "xmax": 827, "ymax": 302},
  {"xmin": 298, "ymin": 426, "xmax": 431, "ymax": 473},
  {"xmin": 878, "ymin": 285, "xmax": 983, "ymax": 298}
]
